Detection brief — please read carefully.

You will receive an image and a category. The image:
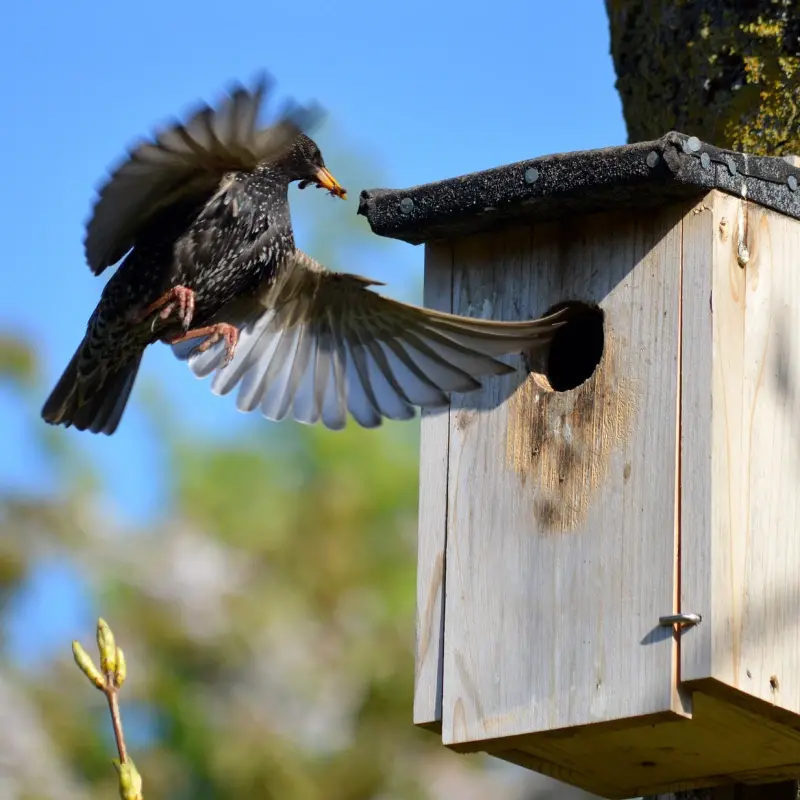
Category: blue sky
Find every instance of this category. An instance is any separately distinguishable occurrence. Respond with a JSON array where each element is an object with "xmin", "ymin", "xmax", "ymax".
[{"xmin": 1, "ymin": 0, "xmax": 626, "ymax": 654}]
